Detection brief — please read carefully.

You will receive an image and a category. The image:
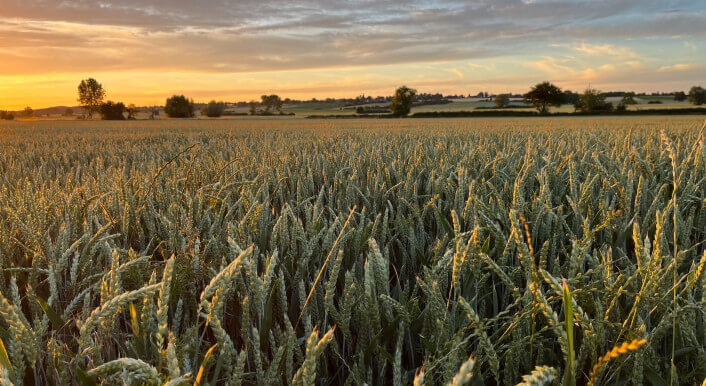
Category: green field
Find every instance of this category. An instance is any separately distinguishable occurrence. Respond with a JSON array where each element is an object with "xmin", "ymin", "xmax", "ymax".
[
  {"xmin": 282, "ymin": 99, "xmax": 703, "ymax": 116},
  {"xmin": 18, "ymin": 97, "xmax": 703, "ymax": 120},
  {"xmin": 0, "ymin": 117, "xmax": 704, "ymax": 385}
]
